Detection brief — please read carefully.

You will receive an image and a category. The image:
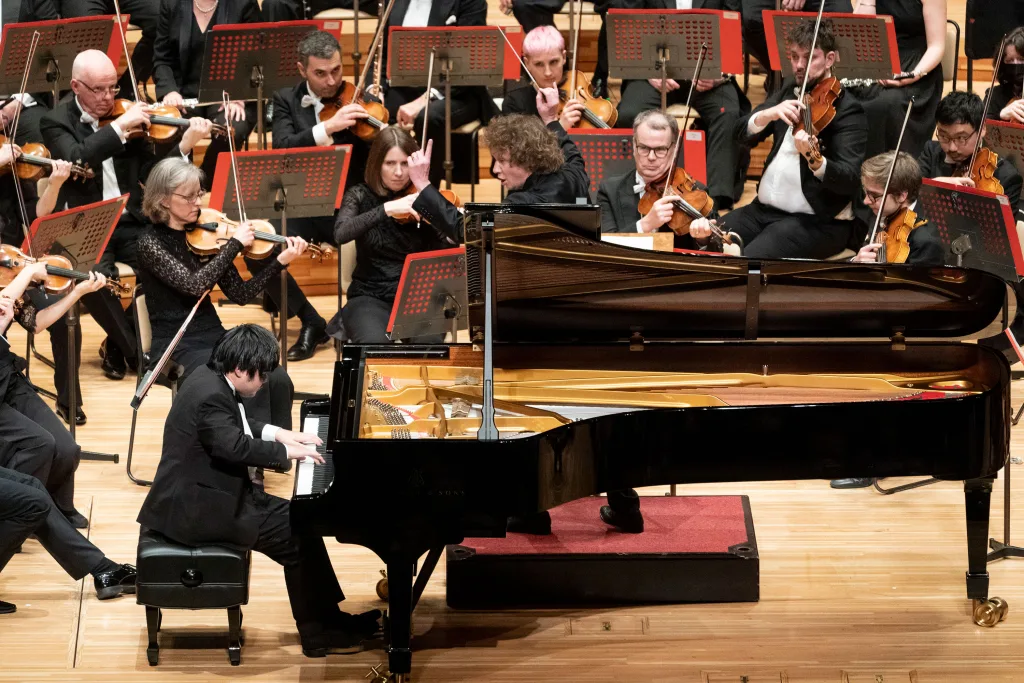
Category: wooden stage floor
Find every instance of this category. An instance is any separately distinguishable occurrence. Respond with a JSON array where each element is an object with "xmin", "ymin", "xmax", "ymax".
[{"xmin": 2, "ymin": 291, "xmax": 1024, "ymax": 683}]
